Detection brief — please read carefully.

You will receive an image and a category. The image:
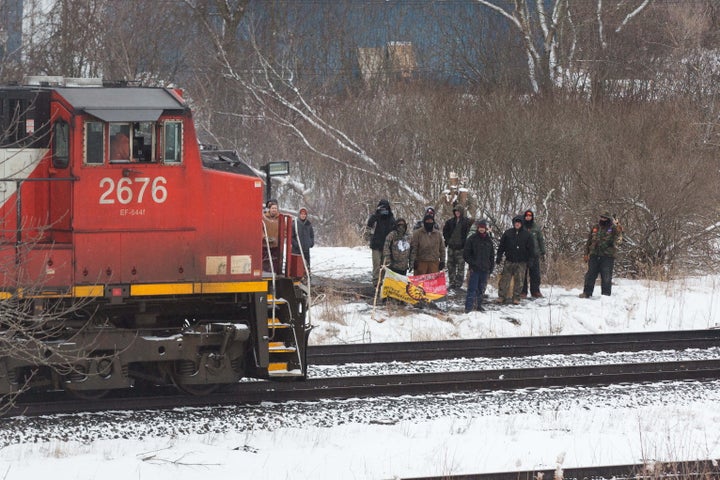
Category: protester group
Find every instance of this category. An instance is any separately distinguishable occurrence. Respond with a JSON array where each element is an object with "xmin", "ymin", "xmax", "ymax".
[{"xmin": 367, "ymin": 199, "xmax": 623, "ymax": 313}]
